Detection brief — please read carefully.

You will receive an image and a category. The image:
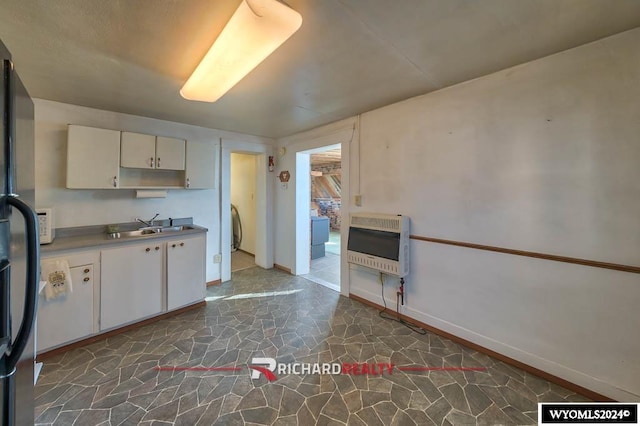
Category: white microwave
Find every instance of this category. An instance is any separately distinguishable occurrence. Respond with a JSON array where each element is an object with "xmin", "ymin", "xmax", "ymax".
[{"xmin": 36, "ymin": 208, "xmax": 55, "ymax": 244}]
